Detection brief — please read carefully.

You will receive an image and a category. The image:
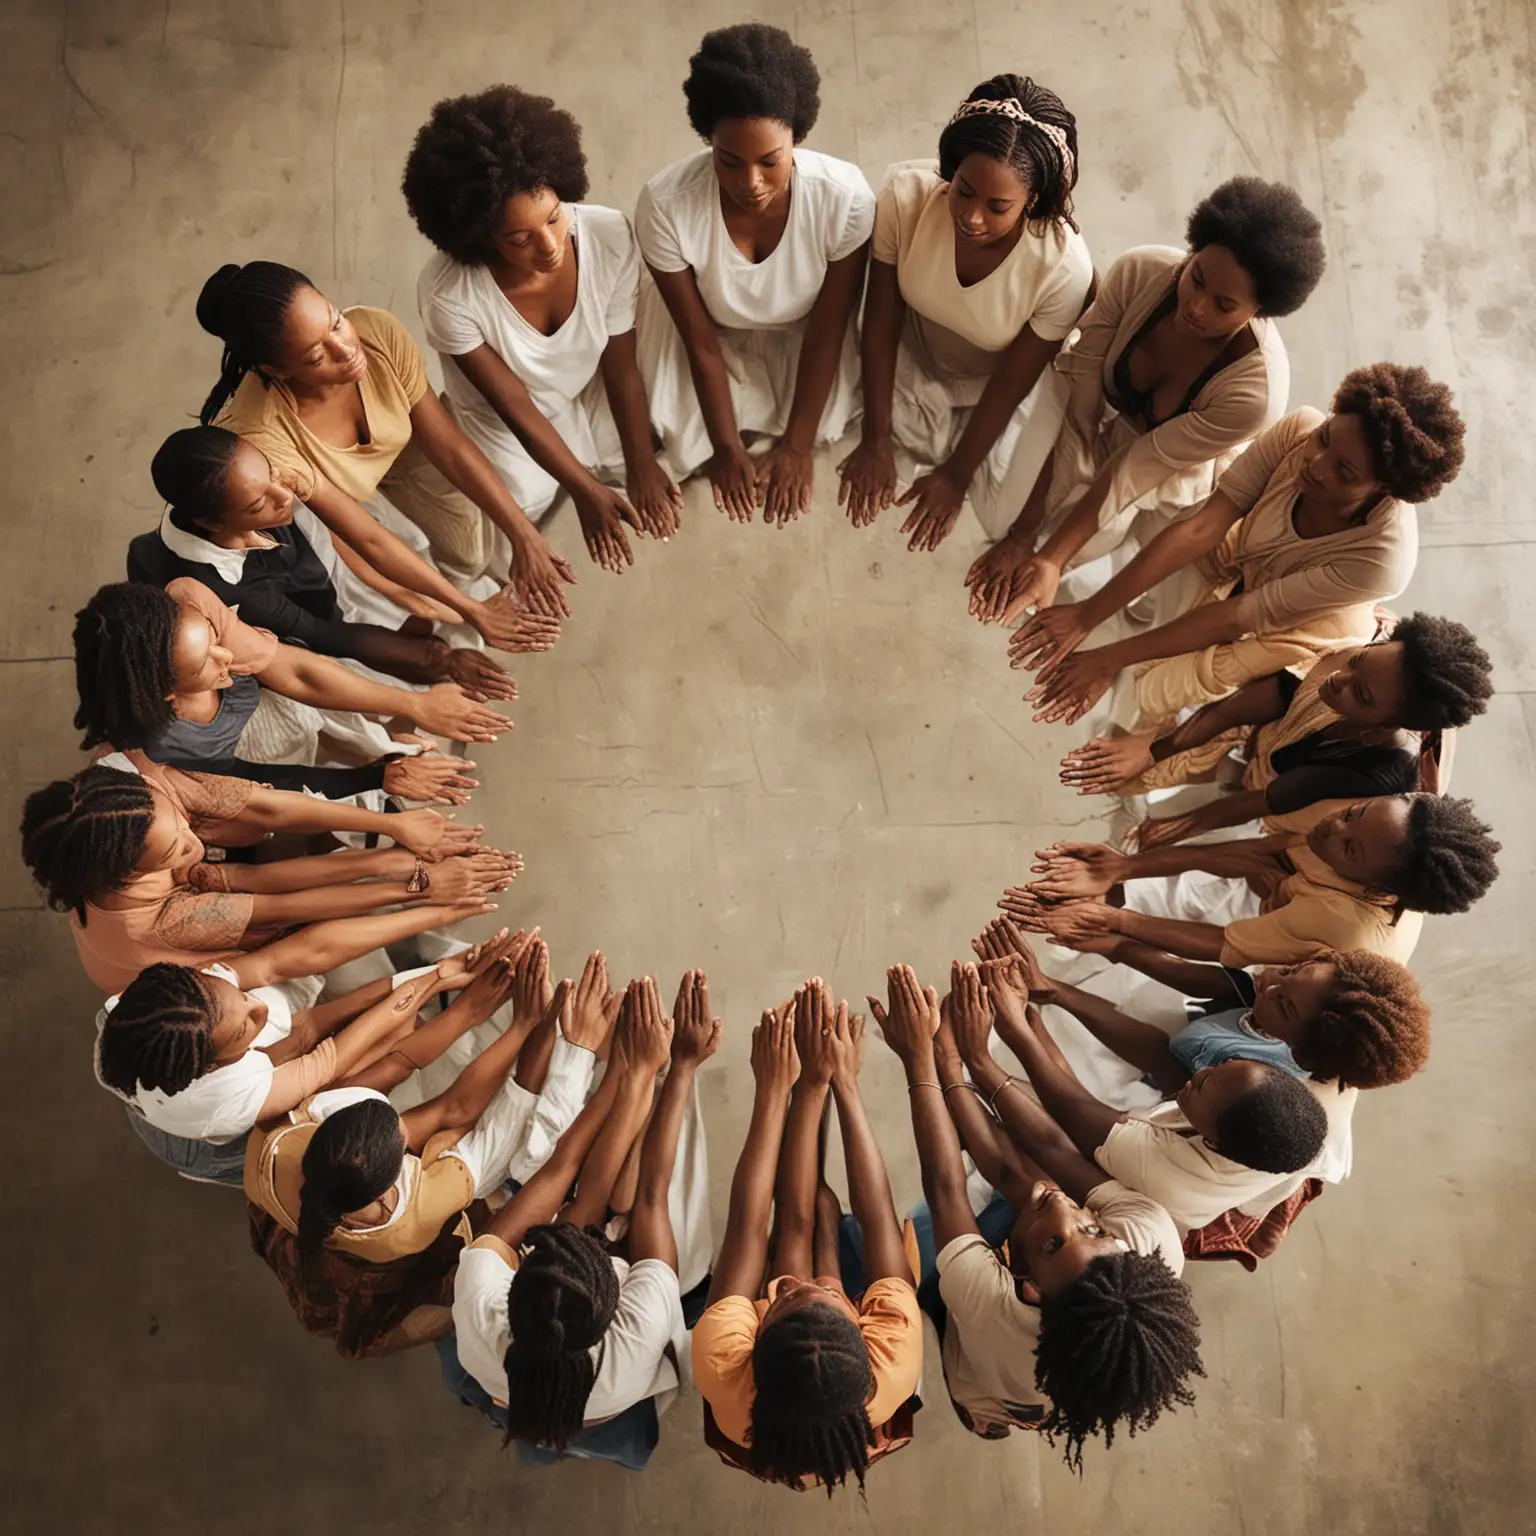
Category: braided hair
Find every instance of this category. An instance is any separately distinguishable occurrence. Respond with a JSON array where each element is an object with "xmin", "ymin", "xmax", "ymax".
[
  {"xmin": 1305, "ymin": 950, "xmax": 1431, "ymax": 1088},
  {"xmin": 749, "ymin": 1300, "xmax": 875, "ymax": 1494},
  {"xmin": 195, "ymin": 261, "xmax": 313, "ymax": 426},
  {"xmin": 500, "ymin": 1223, "xmax": 620, "ymax": 1453},
  {"xmin": 1332, "ymin": 363, "xmax": 1465, "ymax": 502},
  {"xmin": 151, "ymin": 426, "xmax": 242, "ymax": 536},
  {"xmin": 20, "ymin": 766, "xmax": 154, "ymax": 916},
  {"xmin": 73, "ymin": 582, "xmax": 180, "ymax": 751},
  {"xmin": 1213, "ymin": 1067, "xmax": 1328, "ymax": 1174},
  {"xmin": 99, "ymin": 964, "xmax": 218, "ymax": 1097},
  {"xmin": 1034, "ymin": 1250, "xmax": 1204, "ymax": 1473},
  {"xmin": 1387, "ymin": 794, "xmax": 1500, "ymax": 915},
  {"xmin": 938, "ymin": 74, "xmax": 1079, "ymax": 230},
  {"xmin": 296, "ymin": 1098, "xmax": 406, "ymax": 1254},
  {"xmin": 1391, "ymin": 611, "xmax": 1493, "ymax": 731},
  {"xmin": 683, "ymin": 23, "xmax": 821, "ymax": 141}
]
